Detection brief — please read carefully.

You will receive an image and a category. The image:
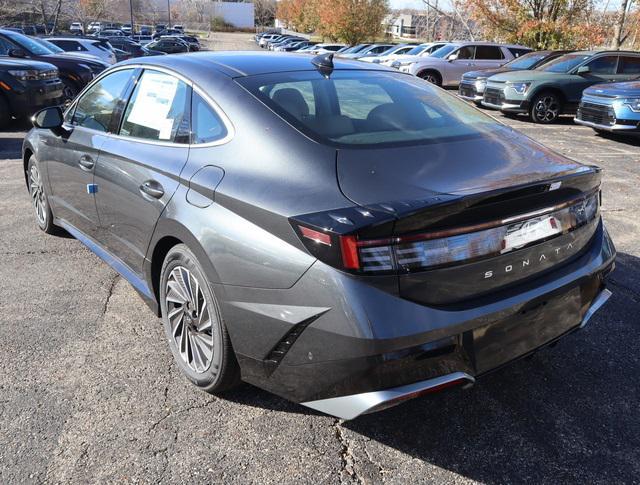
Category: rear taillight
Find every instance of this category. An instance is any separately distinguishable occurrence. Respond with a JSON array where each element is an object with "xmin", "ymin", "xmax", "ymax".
[{"xmin": 292, "ymin": 191, "xmax": 599, "ymax": 274}]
